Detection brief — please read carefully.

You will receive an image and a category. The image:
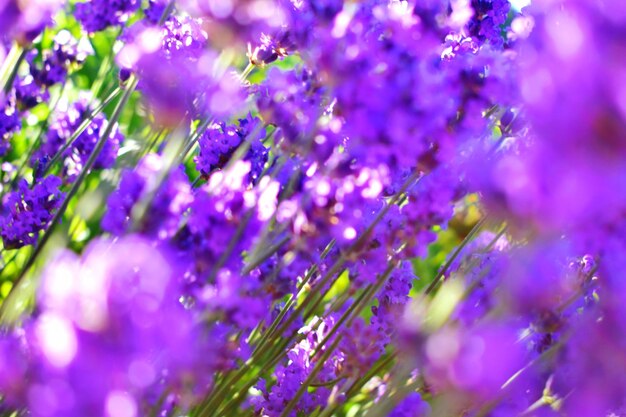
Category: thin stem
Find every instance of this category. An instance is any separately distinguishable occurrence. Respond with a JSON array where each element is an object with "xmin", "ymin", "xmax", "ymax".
[
  {"xmin": 316, "ymin": 377, "xmax": 357, "ymax": 417},
  {"xmin": 242, "ymin": 235, "xmax": 290, "ymax": 275},
  {"xmin": 312, "ymin": 260, "xmax": 399, "ymax": 360},
  {"xmin": 424, "ymin": 215, "xmax": 488, "ymax": 295},
  {"xmin": 240, "ymin": 63, "xmax": 254, "ymax": 81},
  {"xmin": 44, "ymin": 86, "xmax": 122, "ymax": 172}
]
